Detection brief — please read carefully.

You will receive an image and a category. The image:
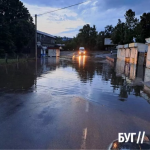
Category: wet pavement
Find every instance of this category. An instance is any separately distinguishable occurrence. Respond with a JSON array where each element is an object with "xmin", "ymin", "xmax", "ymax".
[{"xmin": 0, "ymin": 56, "xmax": 150, "ymax": 149}]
